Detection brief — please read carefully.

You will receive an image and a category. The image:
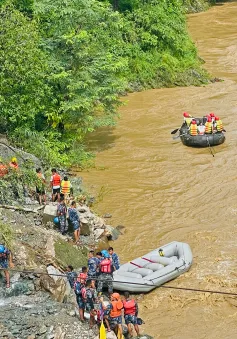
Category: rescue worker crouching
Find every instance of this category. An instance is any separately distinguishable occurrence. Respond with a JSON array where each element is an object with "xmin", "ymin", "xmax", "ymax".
[
  {"xmin": 97, "ymin": 251, "xmax": 113, "ymax": 295},
  {"xmin": 215, "ymin": 116, "xmax": 223, "ymax": 132},
  {"xmin": 189, "ymin": 120, "xmax": 198, "ymax": 136},
  {"xmin": 205, "ymin": 117, "xmax": 213, "ymax": 134},
  {"xmin": 109, "ymin": 293, "xmax": 124, "ymax": 337}
]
